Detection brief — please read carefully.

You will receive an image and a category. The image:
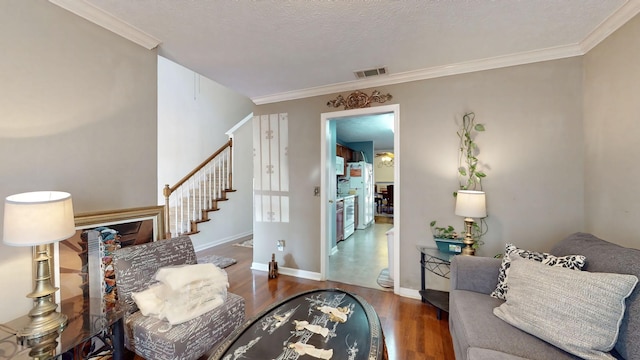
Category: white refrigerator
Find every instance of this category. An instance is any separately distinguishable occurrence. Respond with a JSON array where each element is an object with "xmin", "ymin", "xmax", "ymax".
[{"xmin": 347, "ymin": 161, "xmax": 374, "ymax": 229}]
